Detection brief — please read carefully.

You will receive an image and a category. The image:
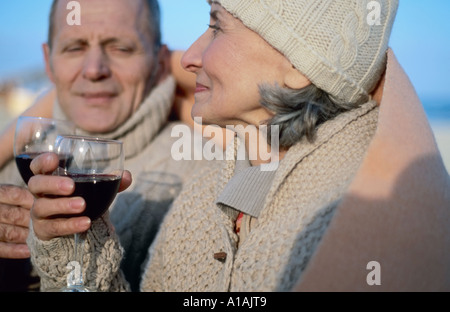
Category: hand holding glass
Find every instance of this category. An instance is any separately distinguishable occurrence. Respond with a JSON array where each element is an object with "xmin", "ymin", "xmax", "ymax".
[{"xmin": 53, "ymin": 135, "xmax": 124, "ymax": 292}]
